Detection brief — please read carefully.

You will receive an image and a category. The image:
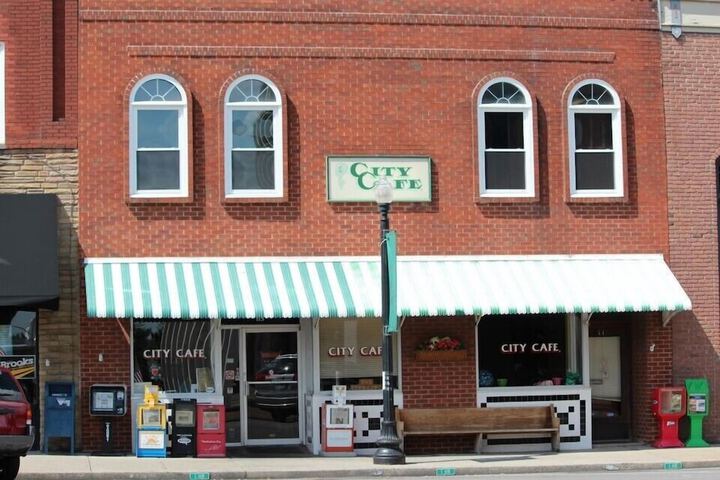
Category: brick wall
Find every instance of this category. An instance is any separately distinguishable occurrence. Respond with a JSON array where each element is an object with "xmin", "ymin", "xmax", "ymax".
[
  {"xmin": 630, "ymin": 313, "xmax": 673, "ymax": 442},
  {"xmin": 0, "ymin": 0, "xmax": 77, "ymax": 148},
  {"xmin": 663, "ymin": 33, "xmax": 720, "ymax": 442},
  {"xmin": 400, "ymin": 316, "xmax": 477, "ymax": 453},
  {"xmin": 79, "ymin": 316, "xmax": 131, "ymax": 451},
  {"xmin": 0, "ymin": 149, "xmax": 80, "ymax": 448},
  {"xmin": 78, "ymin": 1, "xmax": 671, "ymax": 450}
]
